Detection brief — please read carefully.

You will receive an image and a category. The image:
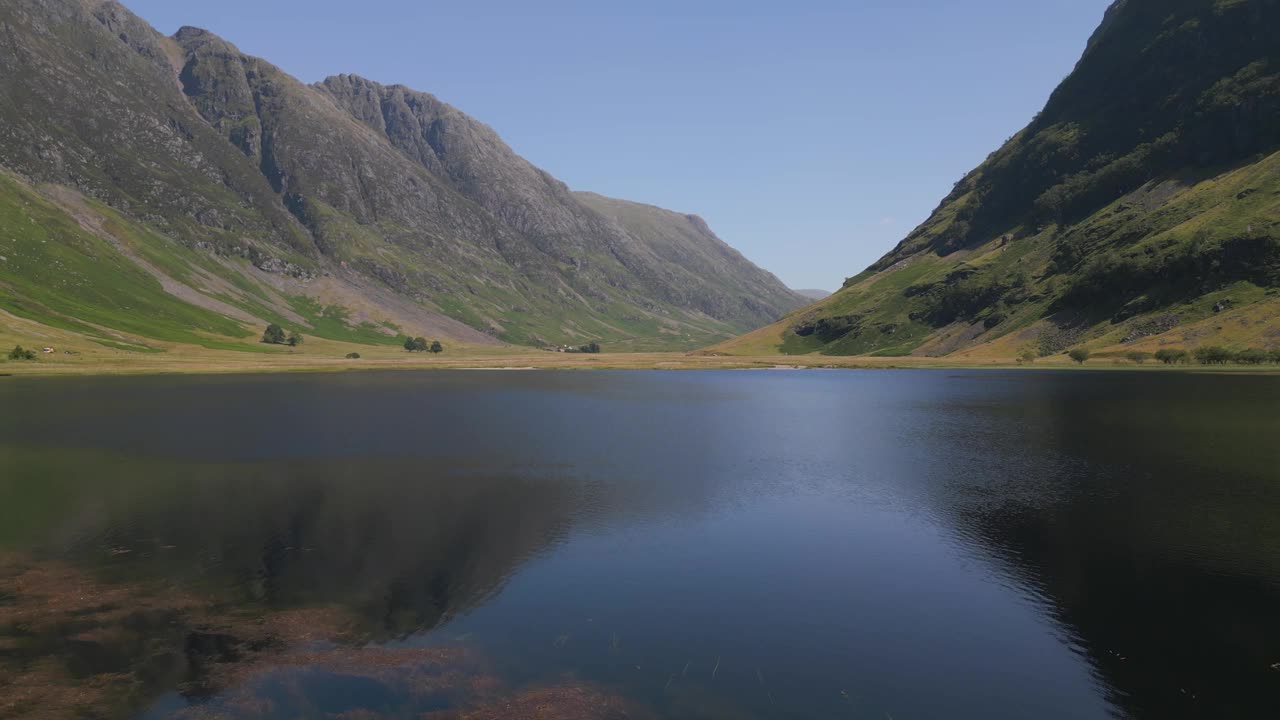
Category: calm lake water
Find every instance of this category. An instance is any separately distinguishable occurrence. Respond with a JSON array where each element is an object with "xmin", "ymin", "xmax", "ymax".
[{"xmin": 1, "ymin": 370, "xmax": 1278, "ymax": 719}]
